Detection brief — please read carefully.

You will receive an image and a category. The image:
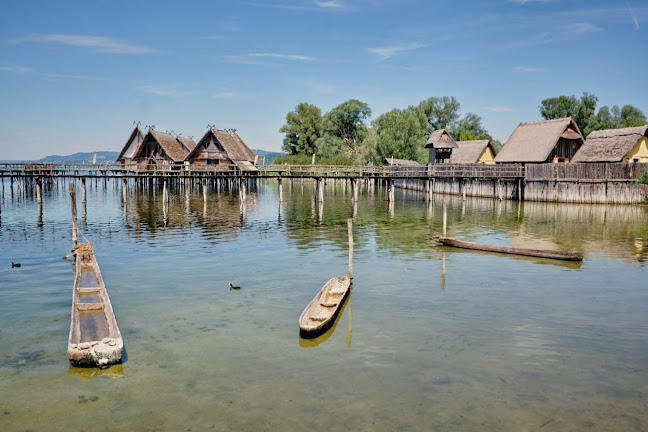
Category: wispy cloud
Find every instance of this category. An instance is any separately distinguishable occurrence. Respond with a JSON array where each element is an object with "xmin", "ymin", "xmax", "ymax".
[
  {"xmin": 135, "ymin": 86, "xmax": 192, "ymax": 98},
  {"xmin": 223, "ymin": 53, "xmax": 319, "ymax": 65},
  {"xmin": 515, "ymin": 66, "xmax": 545, "ymax": 72},
  {"xmin": 626, "ymin": 0, "xmax": 640, "ymax": 30},
  {"xmin": 483, "ymin": 106, "xmax": 513, "ymax": 112},
  {"xmin": 0, "ymin": 64, "xmax": 106, "ymax": 80},
  {"xmin": 212, "ymin": 91, "xmax": 248, "ymax": 99},
  {"xmin": 316, "ymin": 1, "xmax": 344, "ymax": 8},
  {"xmin": 17, "ymin": 34, "xmax": 157, "ymax": 54},
  {"xmin": 368, "ymin": 42, "xmax": 425, "ymax": 59}
]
